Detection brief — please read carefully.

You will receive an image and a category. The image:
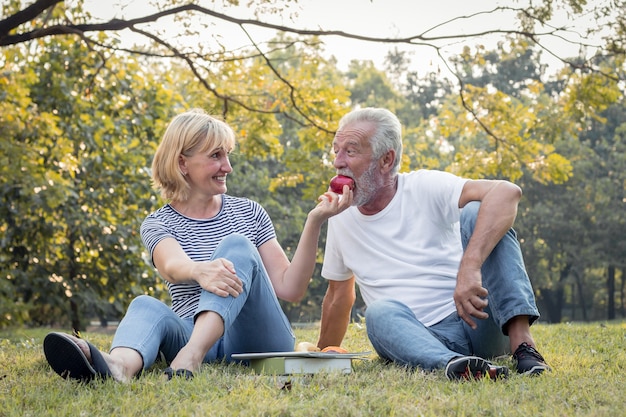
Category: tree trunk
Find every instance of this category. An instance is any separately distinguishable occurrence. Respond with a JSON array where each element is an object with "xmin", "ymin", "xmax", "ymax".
[
  {"xmin": 67, "ymin": 231, "xmax": 82, "ymax": 331},
  {"xmin": 574, "ymin": 269, "xmax": 588, "ymax": 321},
  {"xmin": 619, "ymin": 267, "xmax": 626, "ymax": 318},
  {"xmin": 70, "ymin": 298, "xmax": 82, "ymax": 331},
  {"xmin": 537, "ymin": 288, "xmax": 562, "ymax": 323},
  {"xmin": 607, "ymin": 265, "xmax": 616, "ymax": 320},
  {"xmin": 570, "ymin": 283, "xmax": 577, "ymax": 320}
]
